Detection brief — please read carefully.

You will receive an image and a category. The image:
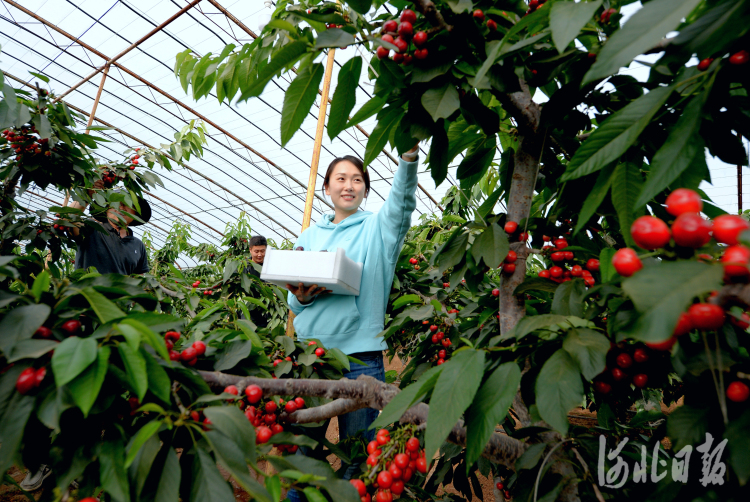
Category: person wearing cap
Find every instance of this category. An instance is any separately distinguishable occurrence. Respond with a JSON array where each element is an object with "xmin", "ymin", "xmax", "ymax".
[{"xmin": 66, "ymin": 179, "xmax": 151, "ymax": 275}]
